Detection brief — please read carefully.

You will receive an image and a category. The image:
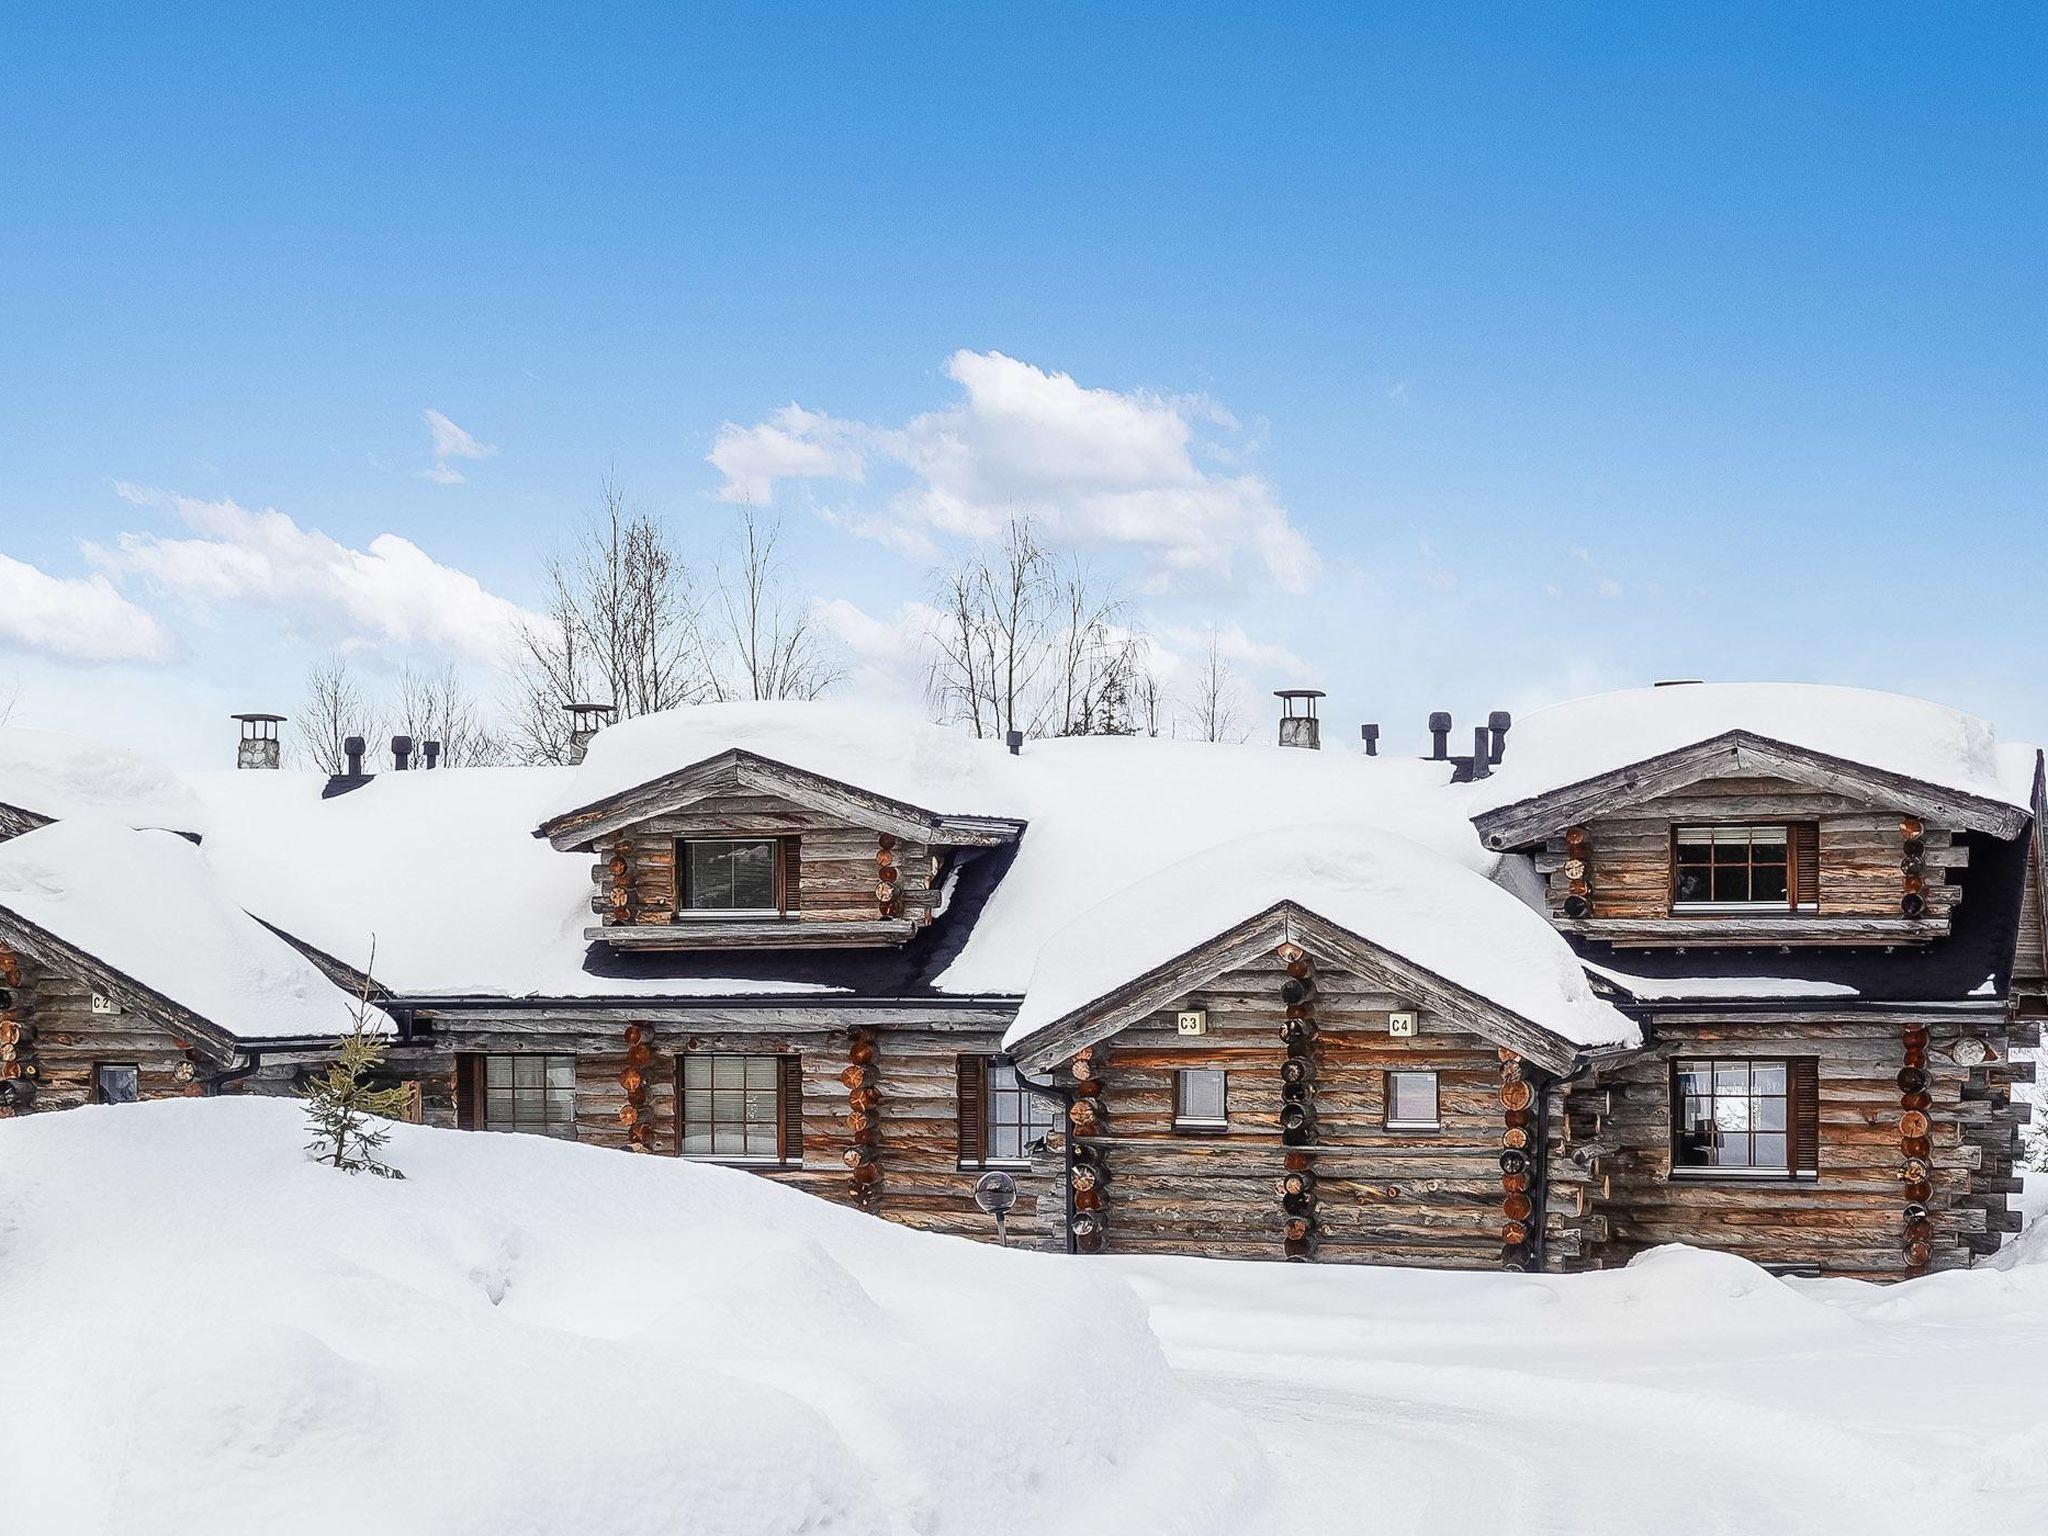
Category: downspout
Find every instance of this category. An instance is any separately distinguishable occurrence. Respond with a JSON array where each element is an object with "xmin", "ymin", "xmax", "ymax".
[
  {"xmin": 1531, "ymin": 1067, "xmax": 1554, "ymax": 1273},
  {"xmin": 998, "ymin": 1051, "xmax": 1078, "ymax": 1256}
]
